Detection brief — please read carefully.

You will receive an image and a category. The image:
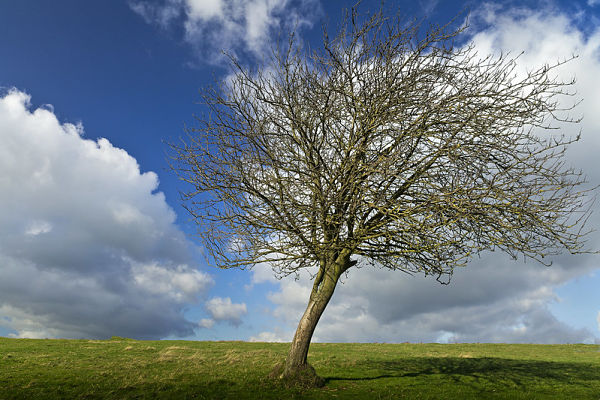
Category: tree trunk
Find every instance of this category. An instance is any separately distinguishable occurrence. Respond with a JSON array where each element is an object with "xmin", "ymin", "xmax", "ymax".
[
  {"xmin": 283, "ymin": 277, "xmax": 336, "ymax": 371},
  {"xmin": 276, "ymin": 258, "xmax": 348, "ymax": 386}
]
